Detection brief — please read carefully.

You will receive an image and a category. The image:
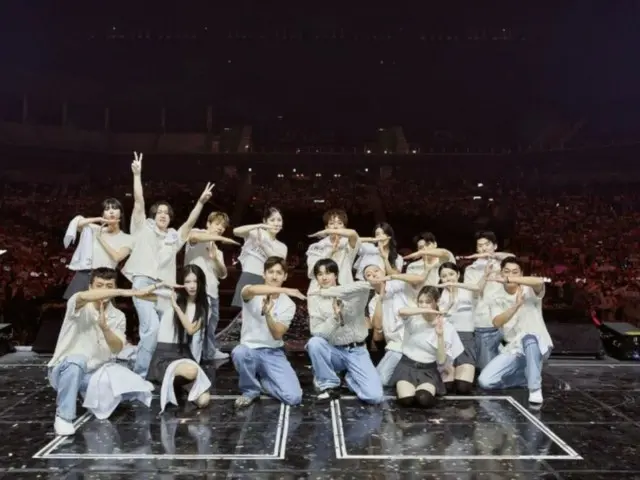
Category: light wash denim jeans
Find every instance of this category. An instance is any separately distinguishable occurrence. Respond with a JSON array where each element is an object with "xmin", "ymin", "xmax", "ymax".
[
  {"xmin": 474, "ymin": 327, "xmax": 503, "ymax": 370},
  {"xmin": 131, "ymin": 275, "xmax": 163, "ymax": 378},
  {"xmin": 477, "ymin": 334, "xmax": 550, "ymax": 392},
  {"xmin": 231, "ymin": 345, "xmax": 303, "ymax": 405},
  {"xmin": 376, "ymin": 350, "xmax": 403, "ymax": 387},
  {"xmin": 48, "ymin": 354, "xmax": 93, "ymax": 422},
  {"xmin": 306, "ymin": 336, "xmax": 384, "ymax": 404}
]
